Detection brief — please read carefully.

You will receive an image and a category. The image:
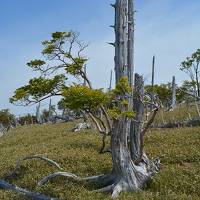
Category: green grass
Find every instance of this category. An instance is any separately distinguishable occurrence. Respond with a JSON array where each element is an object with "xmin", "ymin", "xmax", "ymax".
[{"xmin": 0, "ymin": 122, "xmax": 200, "ymax": 199}]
